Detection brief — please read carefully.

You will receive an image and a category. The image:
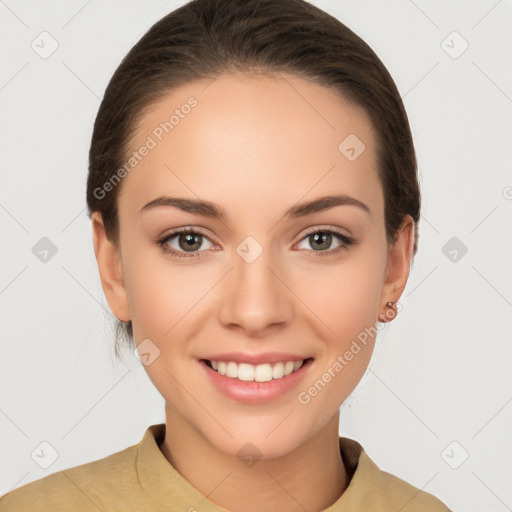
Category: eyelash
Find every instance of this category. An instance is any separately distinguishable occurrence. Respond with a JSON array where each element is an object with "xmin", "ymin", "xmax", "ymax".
[{"xmin": 156, "ymin": 226, "xmax": 356, "ymax": 259}]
